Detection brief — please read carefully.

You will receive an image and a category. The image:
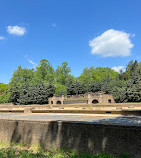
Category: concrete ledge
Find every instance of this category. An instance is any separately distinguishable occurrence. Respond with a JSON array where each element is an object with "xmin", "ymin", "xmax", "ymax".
[
  {"xmin": 1, "ymin": 109, "xmax": 141, "ymax": 116},
  {"xmin": 0, "ymin": 103, "xmax": 141, "ymax": 108},
  {"xmin": 32, "ymin": 109, "xmax": 141, "ymax": 116},
  {"xmin": 0, "ymin": 119, "xmax": 141, "ymax": 157},
  {"xmin": 24, "ymin": 108, "xmax": 33, "ymax": 114}
]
